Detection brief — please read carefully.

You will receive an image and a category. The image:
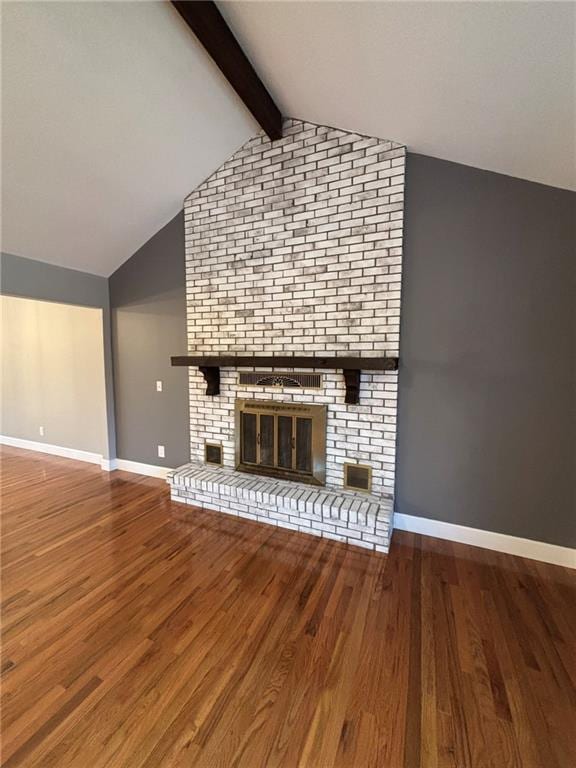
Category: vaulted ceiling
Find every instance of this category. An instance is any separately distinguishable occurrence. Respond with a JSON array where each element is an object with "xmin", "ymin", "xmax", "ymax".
[
  {"xmin": 2, "ymin": 1, "xmax": 574, "ymax": 277},
  {"xmin": 1, "ymin": 1, "xmax": 257, "ymax": 276},
  {"xmin": 220, "ymin": 0, "xmax": 575, "ymax": 192}
]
